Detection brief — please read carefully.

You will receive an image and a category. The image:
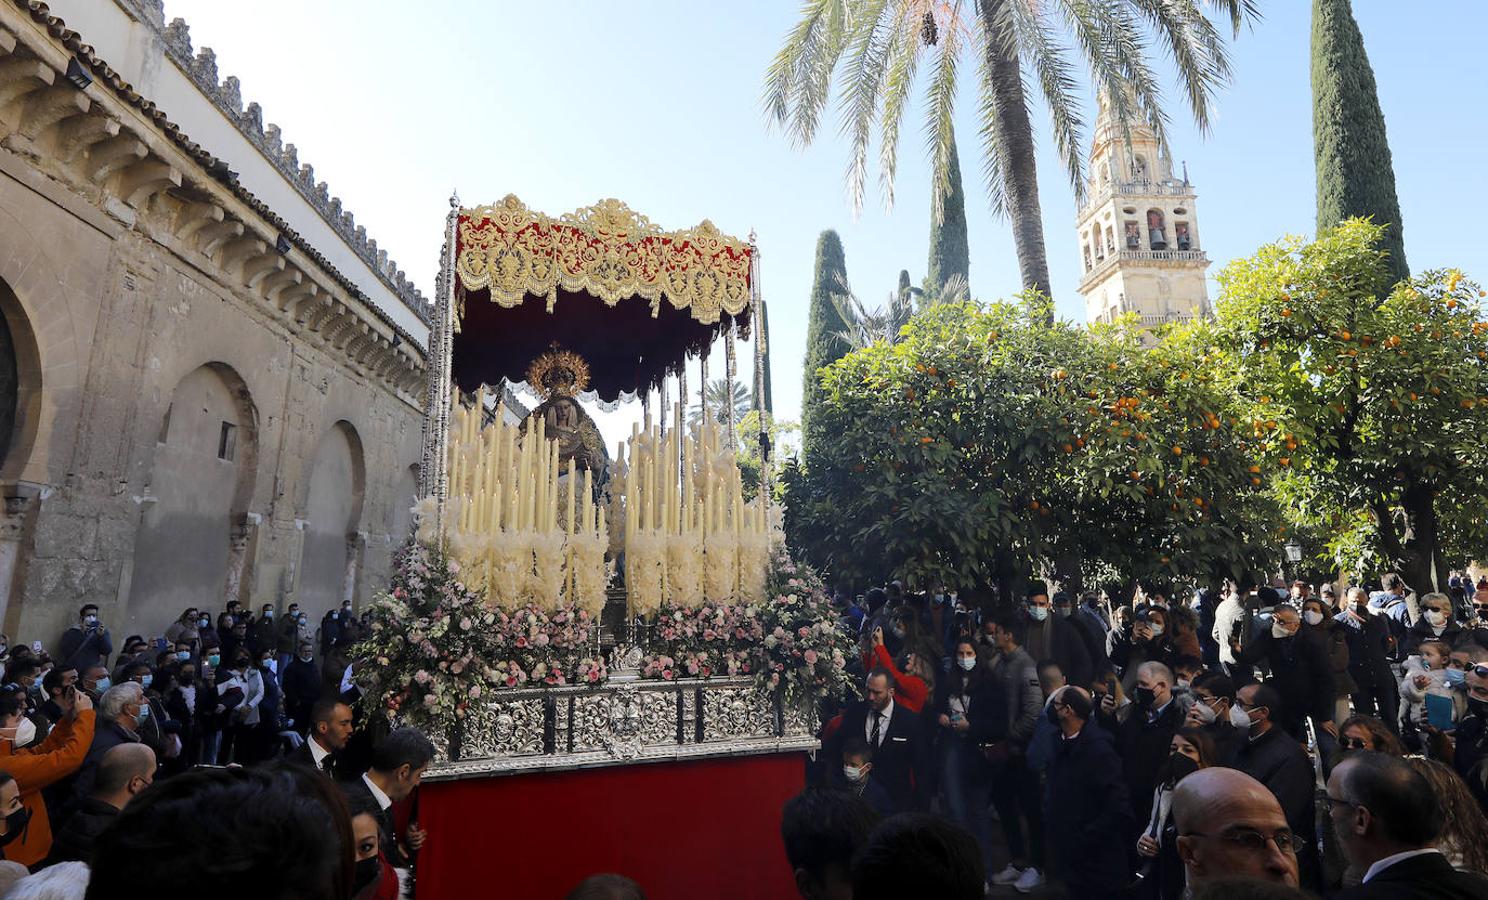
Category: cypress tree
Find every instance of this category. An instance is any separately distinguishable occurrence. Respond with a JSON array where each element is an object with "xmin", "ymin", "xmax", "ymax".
[
  {"xmin": 801, "ymin": 230, "xmax": 851, "ymax": 461},
  {"xmin": 925, "ymin": 134, "xmax": 970, "ymax": 299},
  {"xmin": 1312, "ymin": 0, "xmax": 1408, "ymax": 284},
  {"xmin": 752, "ymin": 299, "xmax": 774, "ymax": 414},
  {"xmin": 896, "ymin": 270, "xmax": 912, "ymax": 304}
]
